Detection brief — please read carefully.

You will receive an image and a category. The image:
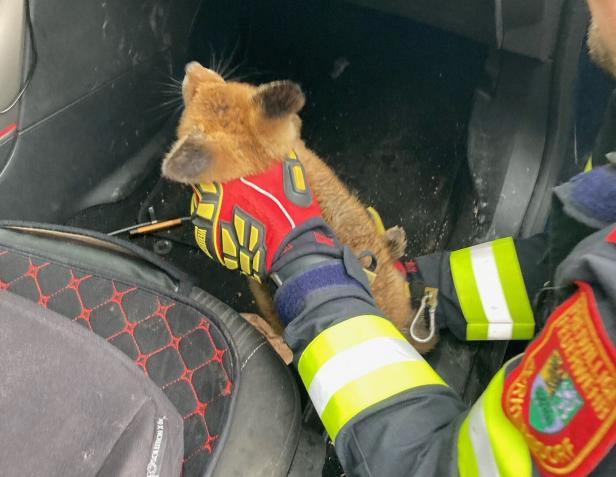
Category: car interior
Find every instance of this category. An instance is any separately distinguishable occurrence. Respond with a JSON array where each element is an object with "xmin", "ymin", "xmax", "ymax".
[{"xmin": 0, "ymin": 0, "xmax": 614, "ymax": 475}]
